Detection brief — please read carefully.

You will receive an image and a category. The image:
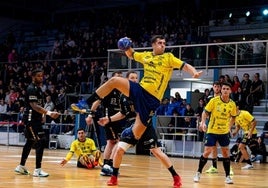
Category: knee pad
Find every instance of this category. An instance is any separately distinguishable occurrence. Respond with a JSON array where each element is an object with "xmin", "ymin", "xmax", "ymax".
[{"xmin": 118, "ymin": 141, "xmax": 133, "ymax": 151}]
